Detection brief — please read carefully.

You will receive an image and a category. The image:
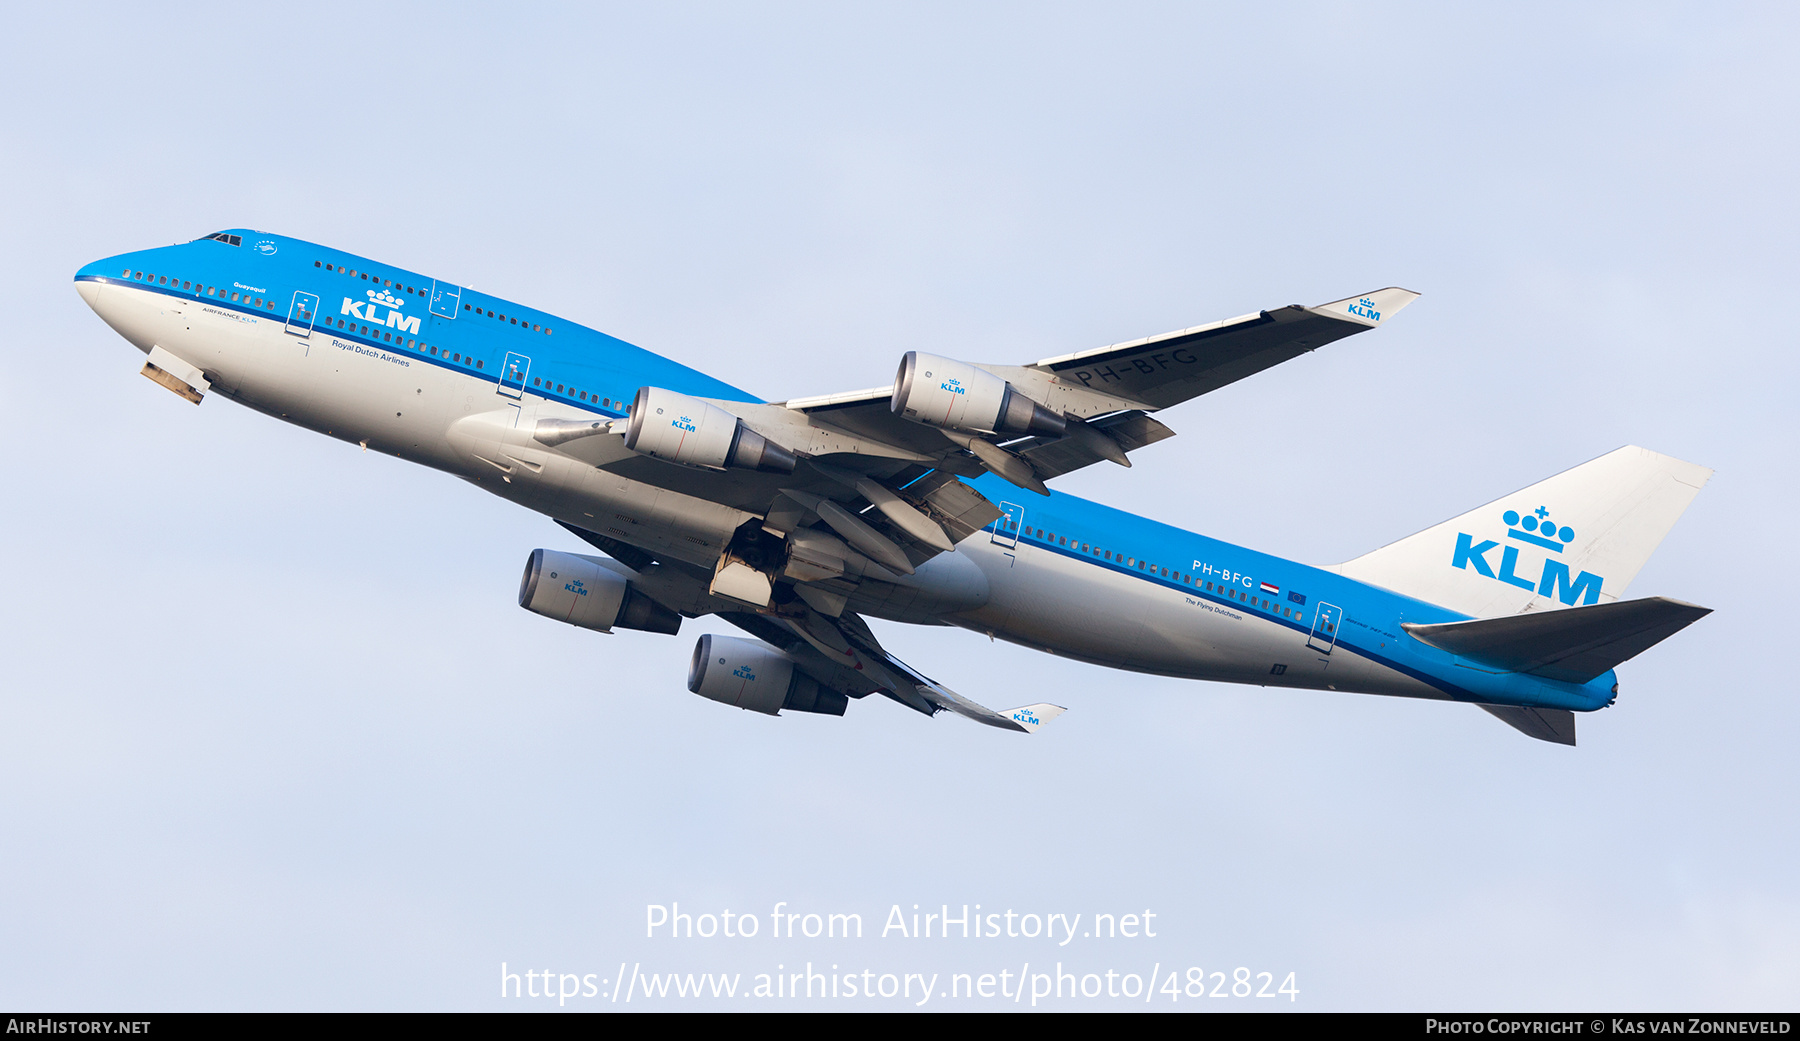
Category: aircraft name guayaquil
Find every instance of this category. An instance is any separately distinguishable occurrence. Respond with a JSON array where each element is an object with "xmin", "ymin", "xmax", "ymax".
[{"xmin": 74, "ymin": 230, "xmax": 1713, "ymax": 745}]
